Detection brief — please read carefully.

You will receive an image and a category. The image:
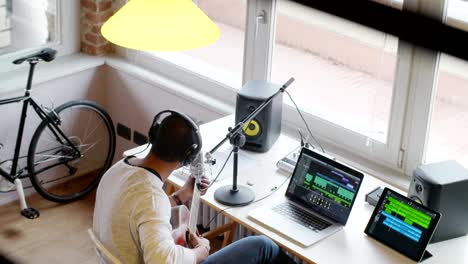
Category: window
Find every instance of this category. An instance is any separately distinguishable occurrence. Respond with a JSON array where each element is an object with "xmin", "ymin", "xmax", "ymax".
[
  {"xmin": 146, "ymin": 0, "xmax": 246, "ymax": 89},
  {"xmin": 425, "ymin": 0, "xmax": 468, "ymax": 168},
  {"xmin": 128, "ymin": 0, "xmax": 468, "ymax": 176},
  {"xmin": 0, "ymin": 0, "xmax": 11, "ymax": 49},
  {"xmin": 426, "ymin": 54, "xmax": 468, "ymax": 167},
  {"xmin": 272, "ymin": 1, "xmax": 400, "ymax": 143},
  {"xmin": 0, "ymin": 0, "xmax": 59, "ymax": 56},
  {"xmin": 0, "ymin": 0, "xmax": 79, "ymax": 74},
  {"xmin": 446, "ymin": 0, "xmax": 468, "ymax": 32}
]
